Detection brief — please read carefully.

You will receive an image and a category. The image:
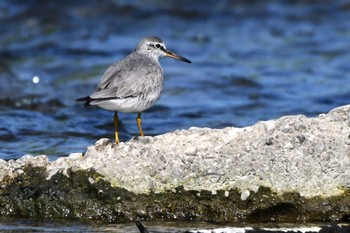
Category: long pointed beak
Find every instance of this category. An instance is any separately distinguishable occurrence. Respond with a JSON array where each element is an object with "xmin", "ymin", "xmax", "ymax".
[{"xmin": 164, "ymin": 49, "xmax": 192, "ymax": 63}]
